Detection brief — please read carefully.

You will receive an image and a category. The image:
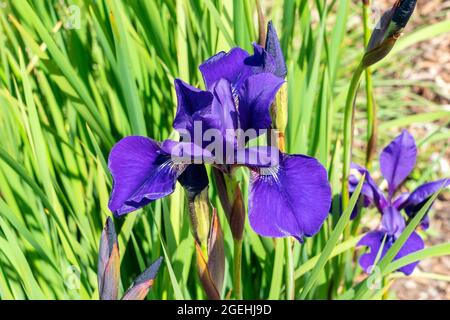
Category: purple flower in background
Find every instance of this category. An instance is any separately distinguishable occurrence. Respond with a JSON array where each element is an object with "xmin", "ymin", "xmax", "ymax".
[
  {"xmin": 351, "ymin": 130, "xmax": 449, "ymax": 275},
  {"xmin": 107, "ymin": 24, "xmax": 331, "ymax": 241}
]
